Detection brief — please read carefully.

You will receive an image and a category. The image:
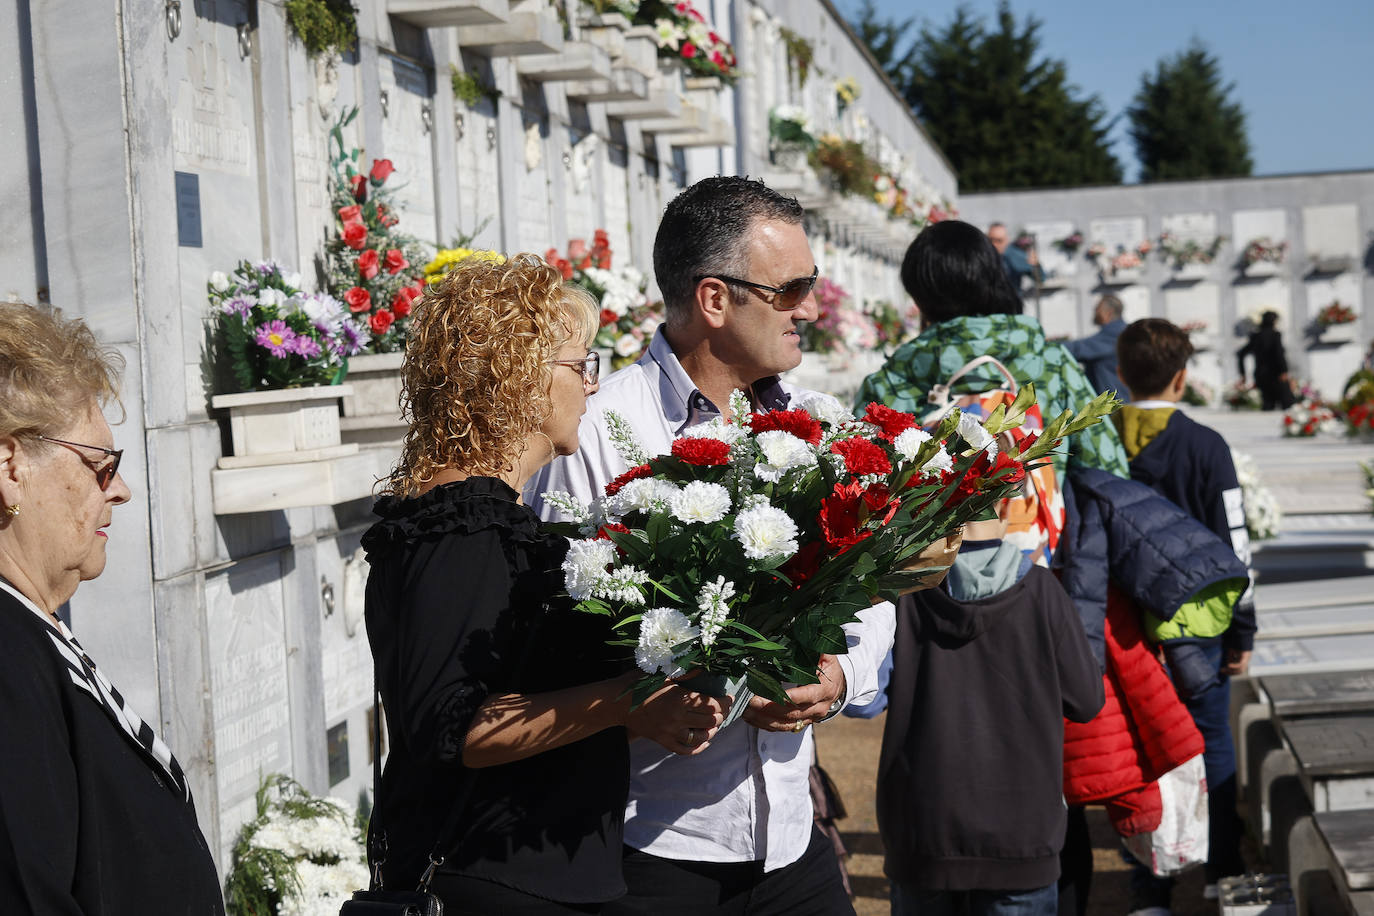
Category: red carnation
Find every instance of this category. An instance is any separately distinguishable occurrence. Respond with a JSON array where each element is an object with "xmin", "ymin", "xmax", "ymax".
[
  {"xmin": 605, "ymin": 463, "xmax": 653, "ymax": 497},
  {"xmin": 337, "ymin": 204, "xmax": 363, "ymax": 225},
  {"xmin": 599, "ymin": 308, "xmax": 618, "ymax": 327},
  {"xmin": 818, "ymin": 481, "xmax": 873, "ymax": 551},
  {"xmin": 343, "ymin": 221, "xmax": 368, "ymax": 250},
  {"xmin": 370, "ymin": 309, "xmax": 395, "ymax": 334},
  {"xmin": 830, "ymin": 437, "xmax": 892, "ymax": 477},
  {"xmin": 681, "ymin": 42, "xmax": 698, "ymax": 59},
  {"xmin": 349, "ymin": 174, "xmax": 366, "ymax": 202},
  {"xmin": 383, "ymin": 248, "xmax": 409, "ymax": 275},
  {"xmin": 597, "ymin": 255, "xmax": 612, "ymax": 269},
  {"xmin": 344, "ymin": 287, "xmax": 372, "ymax": 313},
  {"xmin": 369, "ymin": 158, "xmax": 395, "ymax": 183},
  {"xmin": 671, "ymin": 436, "xmax": 731, "ymax": 466},
  {"xmin": 748, "ymin": 408, "xmax": 823, "ymax": 445},
  {"xmin": 861, "ymin": 402, "xmax": 919, "ymax": 442},
  {"xmin": 556, "ymin": 259, "xmax": 574, "ymax": 280},
  {"xmin": 356, "ymin": 249, "xmax": 380, "ymax": 280}
]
